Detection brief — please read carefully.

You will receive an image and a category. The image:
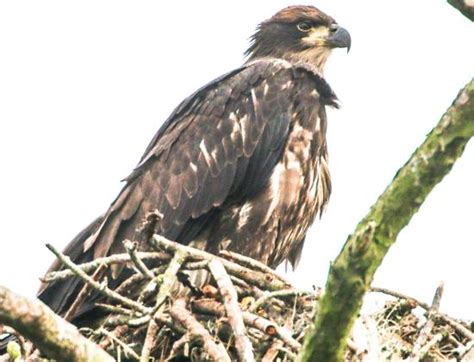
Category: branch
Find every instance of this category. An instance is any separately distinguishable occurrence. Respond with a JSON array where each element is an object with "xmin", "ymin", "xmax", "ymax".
[
  {"xmin": 150, "ymin": 235, "xmax": 291, "ymax": 291},
  {"xmin": 299, "ymin": 80, "xmax": 474, "ymax": 362},
  {"xmin": 372, "ymin": 286, "xmax": 474, "ymax": 341},
  {"xmin": 46, "ymin": 243, "xmax": 151, "ymax": 315},
  {"xmin": 448, "ymin": 0, "xmax": 474, "ymax": 21},
  {"xmin": 209, "ymin": 259, "xmax": 254, "ymax": 362},
  {"xmin": 170, "ymin": 299, "xmax": 231, "ymax": 362},
  {"xmin": 409, "ymin": 283, "xmax": 444, "ymax": 360},
  {"xmin": 0, "ymin": 285, "xmax": 113, "ymax": 361}
]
